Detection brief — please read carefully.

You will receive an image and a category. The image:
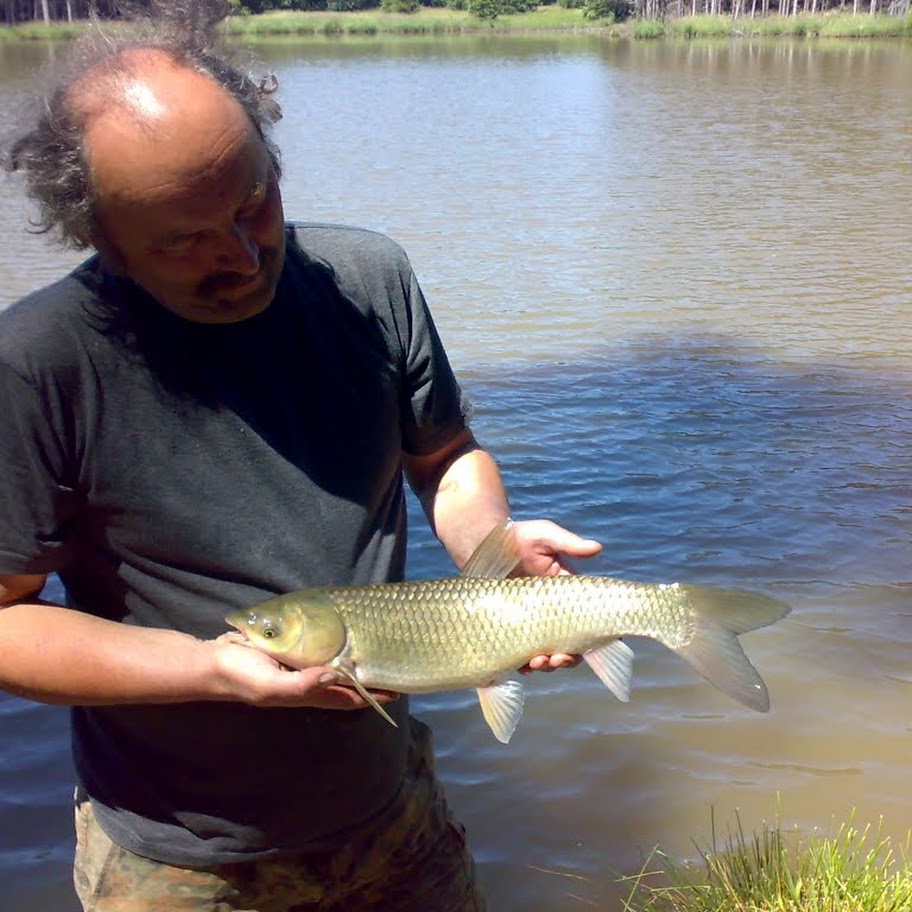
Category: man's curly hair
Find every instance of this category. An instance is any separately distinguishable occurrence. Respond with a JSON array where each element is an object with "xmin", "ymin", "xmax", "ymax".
[{"xmin": 5, "ymin": 0, "xmax": 283, "ymax": 250}]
